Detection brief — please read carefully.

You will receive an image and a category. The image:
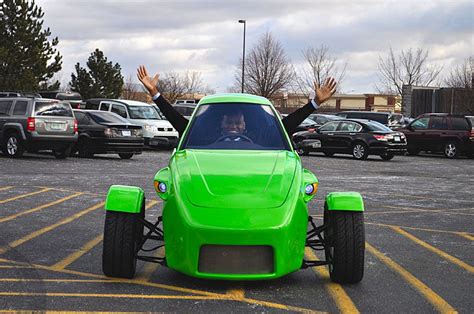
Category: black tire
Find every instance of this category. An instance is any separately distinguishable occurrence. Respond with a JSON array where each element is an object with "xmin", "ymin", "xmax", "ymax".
[
  {"xmin": 323, "ymin": 151, "xmax": 334, "ymax": 157},
  {"xmin": 296, "ymin": 147, "xmax": 309, "ymax": 156},
  {"xmin": 443, "ymin": 142, "xmax": 458, "ymax": 159},
  {"xmin": 118, "ymin": 153, "xmax": 134, "ymax": 159},
  {"xmin": 351, "ymin": 142, "xmax": 369, "ymax": 160},
  {"xmin": 2, "ymin": 133, "xmax": 25, "ymax": 158},
  {"xmin": 78, "ymin": 138, "xmax": 94, "ymax": 158},
  {"xmin": 380, "ymin": 152, "xmax": 394, "ymax": 160},
  {"xmin": 324, "ymin": 205, "xmax": 365, "ymax": 284},
  {"xmin": 406, "ymin": 147, "xmax": 419, "ymax": 156},
  {"xmin": 102, "ymin": 209, "xmax": 144, "ymax": 279},
  {"xmin": 53, "ymin": 145, "xmax": 72, "ymax": 159}
]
